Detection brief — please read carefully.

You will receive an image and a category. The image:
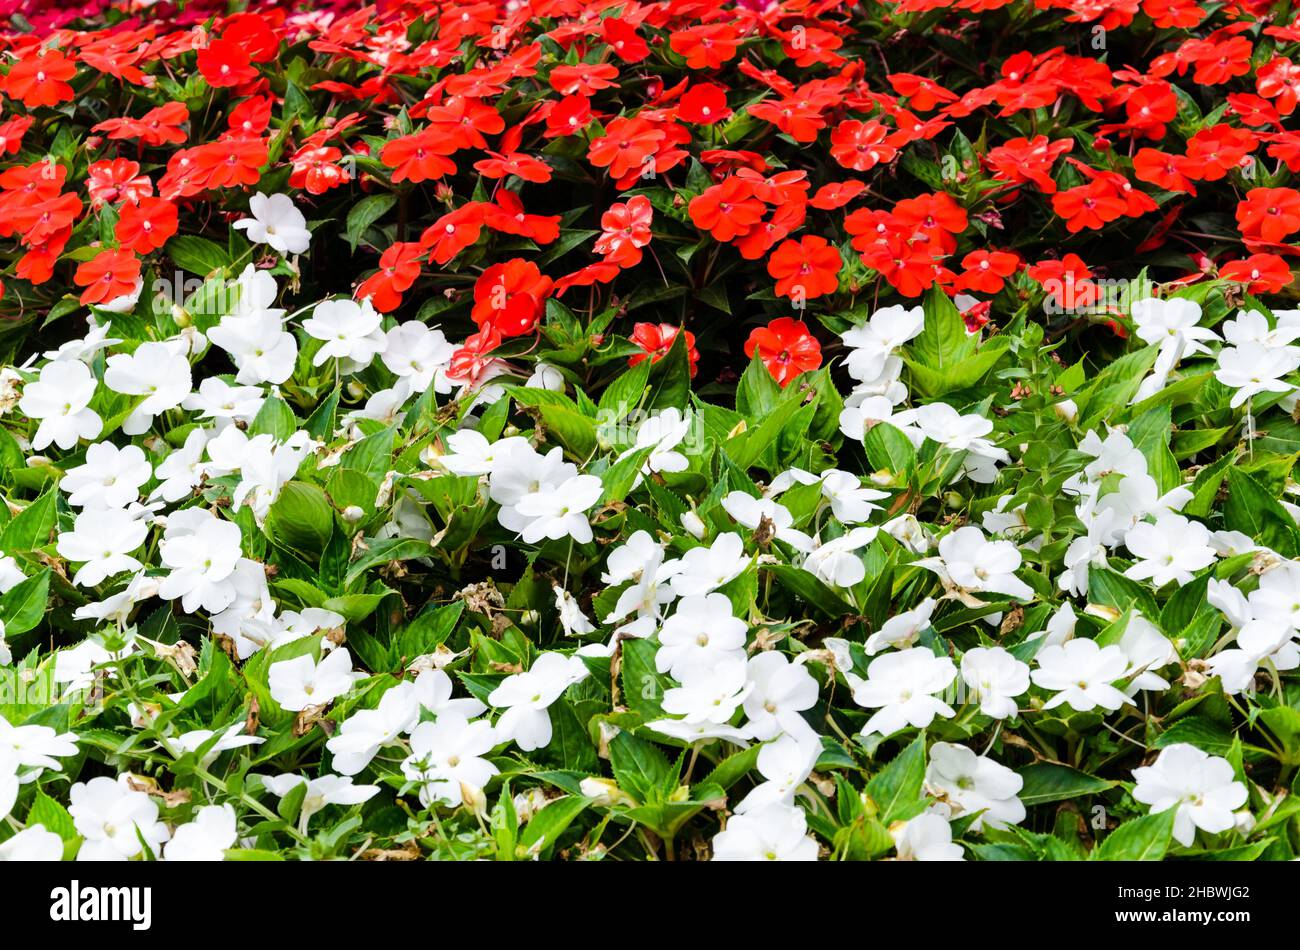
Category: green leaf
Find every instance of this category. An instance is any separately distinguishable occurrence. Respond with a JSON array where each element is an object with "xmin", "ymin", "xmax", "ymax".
[
  {"xmin": 1018, "ymin": 763, "xmax": 1116, "ymax": 805},
  {"xmin": 345, "ymin": 194, "xmax": 397, "ymax": 251},
  {"xmin": 0, "ymin": 567, "xmax": 50, "ymax": 635},
  {"xmin": 1224, "ymin": 467, "xmax": 1300, "ymax": 557},
  {"xmin": 518, "ymin": 796, "xmax": 589, "ymax": 857},
  {"xmin": 265, "ymin": 482, "xmax": 334, "ymax": 556},
  {"xmin": 1095, "ymin": 808, "xmax": 1176, "ymax": 861},
  {"xmin": 167, "ymin": 235, "xmax": 231, "ymax": 278},
  {"xmin": 608, "ymin": 730, "xmax": 673, "ymax": 805},
  {"xmin": 865, "ymin": 733, "xmax": 927, "ymax": 823},
  {"xmin": 0, "ymin": 488, "xmax": 57, "ymax": 552}
]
